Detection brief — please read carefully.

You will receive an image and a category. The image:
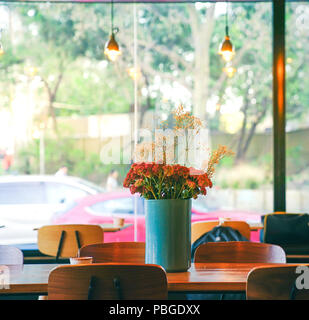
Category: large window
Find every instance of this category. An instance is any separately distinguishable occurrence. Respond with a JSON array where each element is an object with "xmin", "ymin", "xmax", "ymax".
[{"xmin": 0, "ymin": 1, "xmax": 306, "ymax": 245}]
